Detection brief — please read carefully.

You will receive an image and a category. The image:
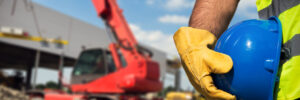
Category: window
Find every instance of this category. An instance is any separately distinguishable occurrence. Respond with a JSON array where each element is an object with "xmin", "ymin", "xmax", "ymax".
[
  {"xmin": 106, "ymin": 52, "xmax": 116, "ymax": 73},
  {"xmin": 117, "ymin": 50, "xmax": 127, "ymax": 67},
  {"xmin": 73, "ymin": 49, "xmax": 106, "ymax": 76}
]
